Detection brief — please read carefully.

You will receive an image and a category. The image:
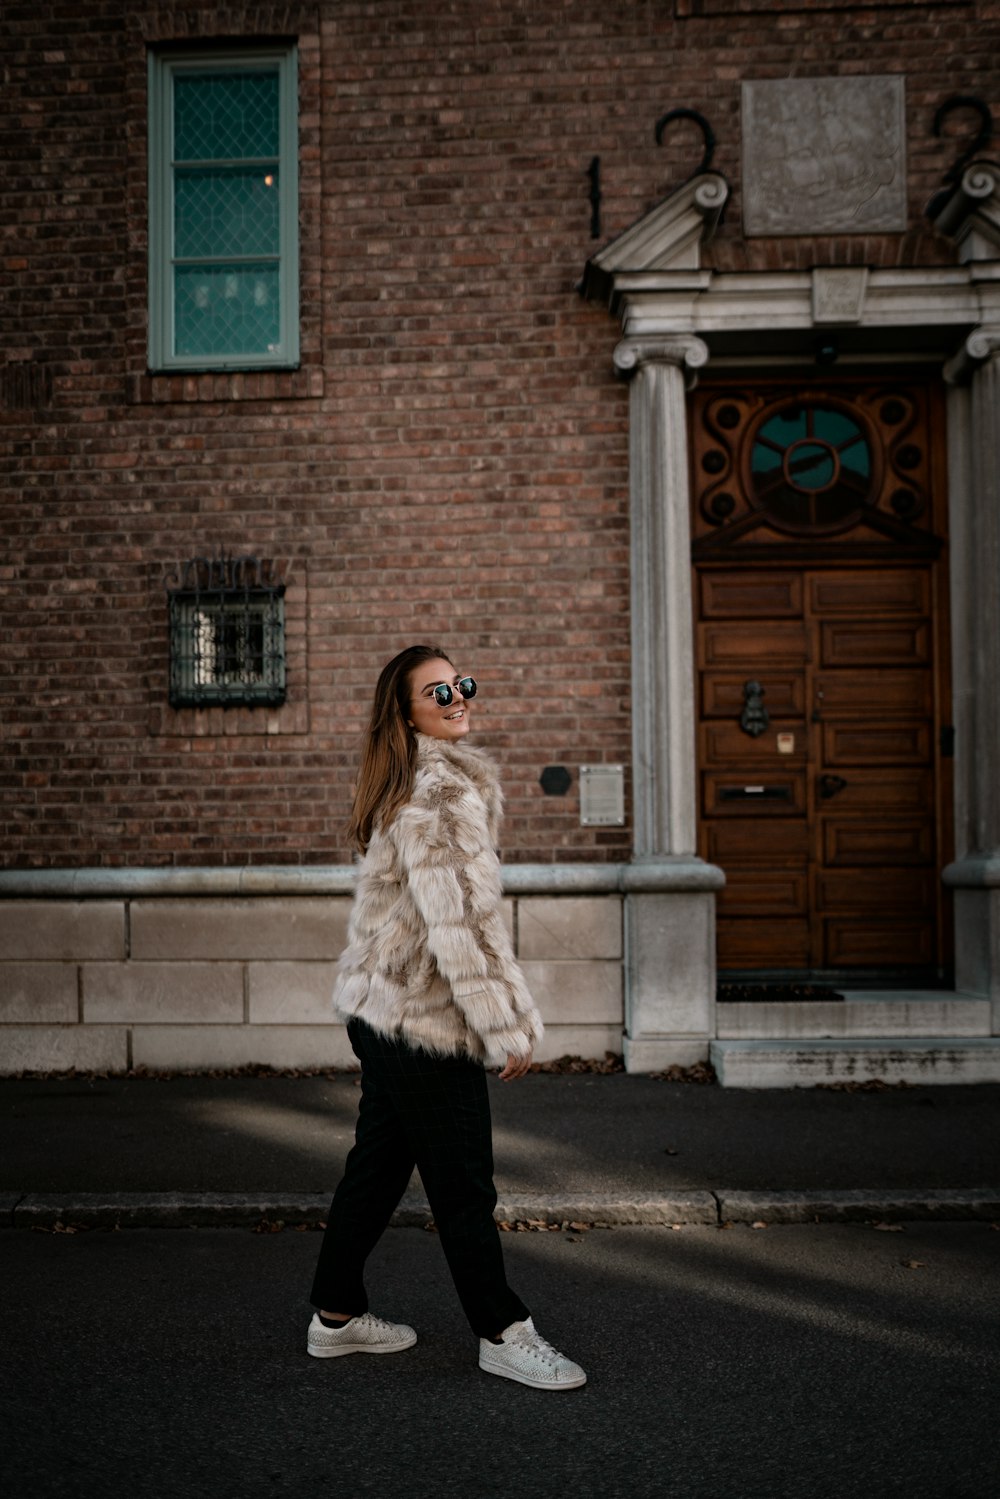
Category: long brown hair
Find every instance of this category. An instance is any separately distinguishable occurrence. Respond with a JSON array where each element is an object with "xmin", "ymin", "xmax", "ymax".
[{"xmin": 347, "ymin": 643, "xmax": 456, "ymax": 853}]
